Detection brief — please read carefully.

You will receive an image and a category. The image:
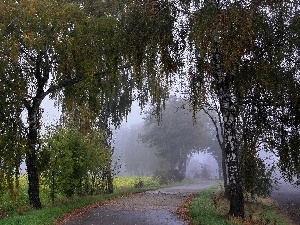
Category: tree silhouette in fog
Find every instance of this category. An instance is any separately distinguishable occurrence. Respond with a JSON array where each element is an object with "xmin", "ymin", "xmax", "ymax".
[{"xmin": 141, "ymin": 96, "xmax": 215, "ymax": 181}]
